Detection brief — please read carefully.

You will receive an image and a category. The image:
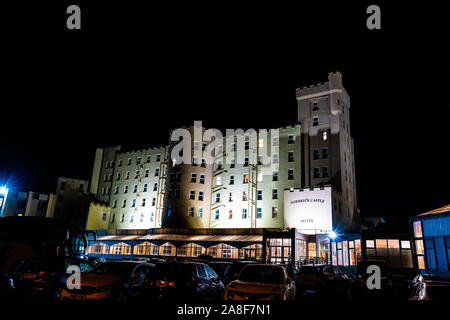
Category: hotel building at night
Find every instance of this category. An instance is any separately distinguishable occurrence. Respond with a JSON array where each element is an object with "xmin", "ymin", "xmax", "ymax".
[{"xmin": 86, "ymin": 72, "xmax": 359, "ymax": 265}]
